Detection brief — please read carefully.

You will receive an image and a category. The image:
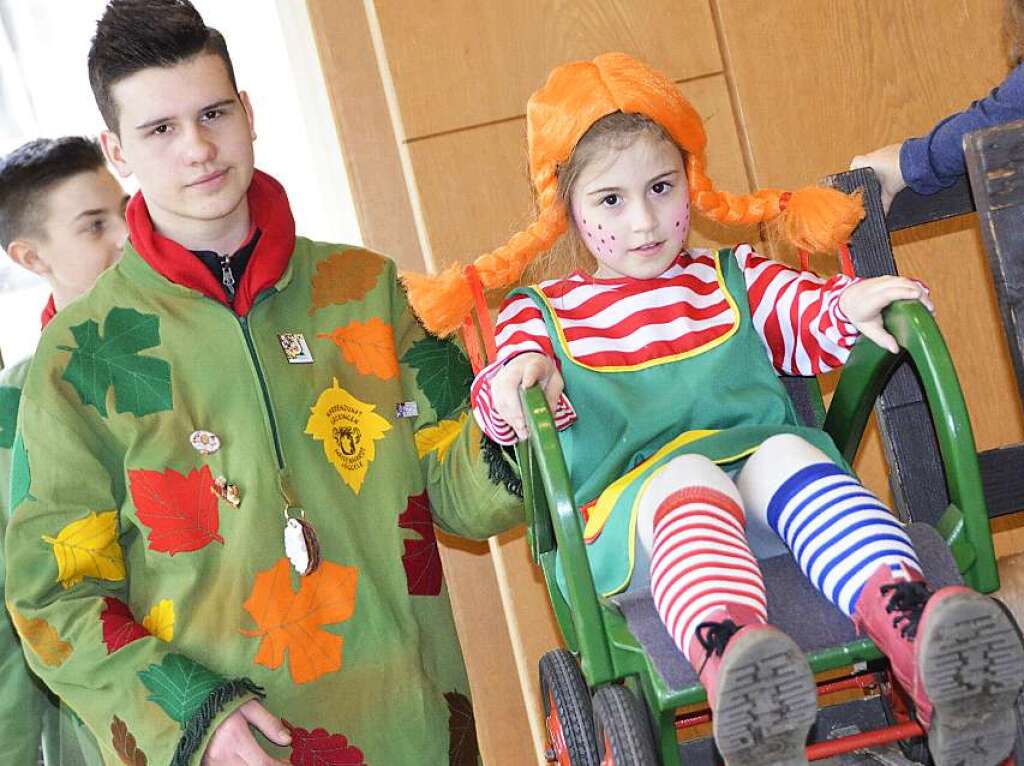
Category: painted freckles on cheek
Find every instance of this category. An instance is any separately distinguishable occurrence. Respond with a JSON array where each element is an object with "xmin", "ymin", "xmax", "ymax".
[{"xmin": 676, "ymin": 205, "xmax": 691, "ymax": 232}]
